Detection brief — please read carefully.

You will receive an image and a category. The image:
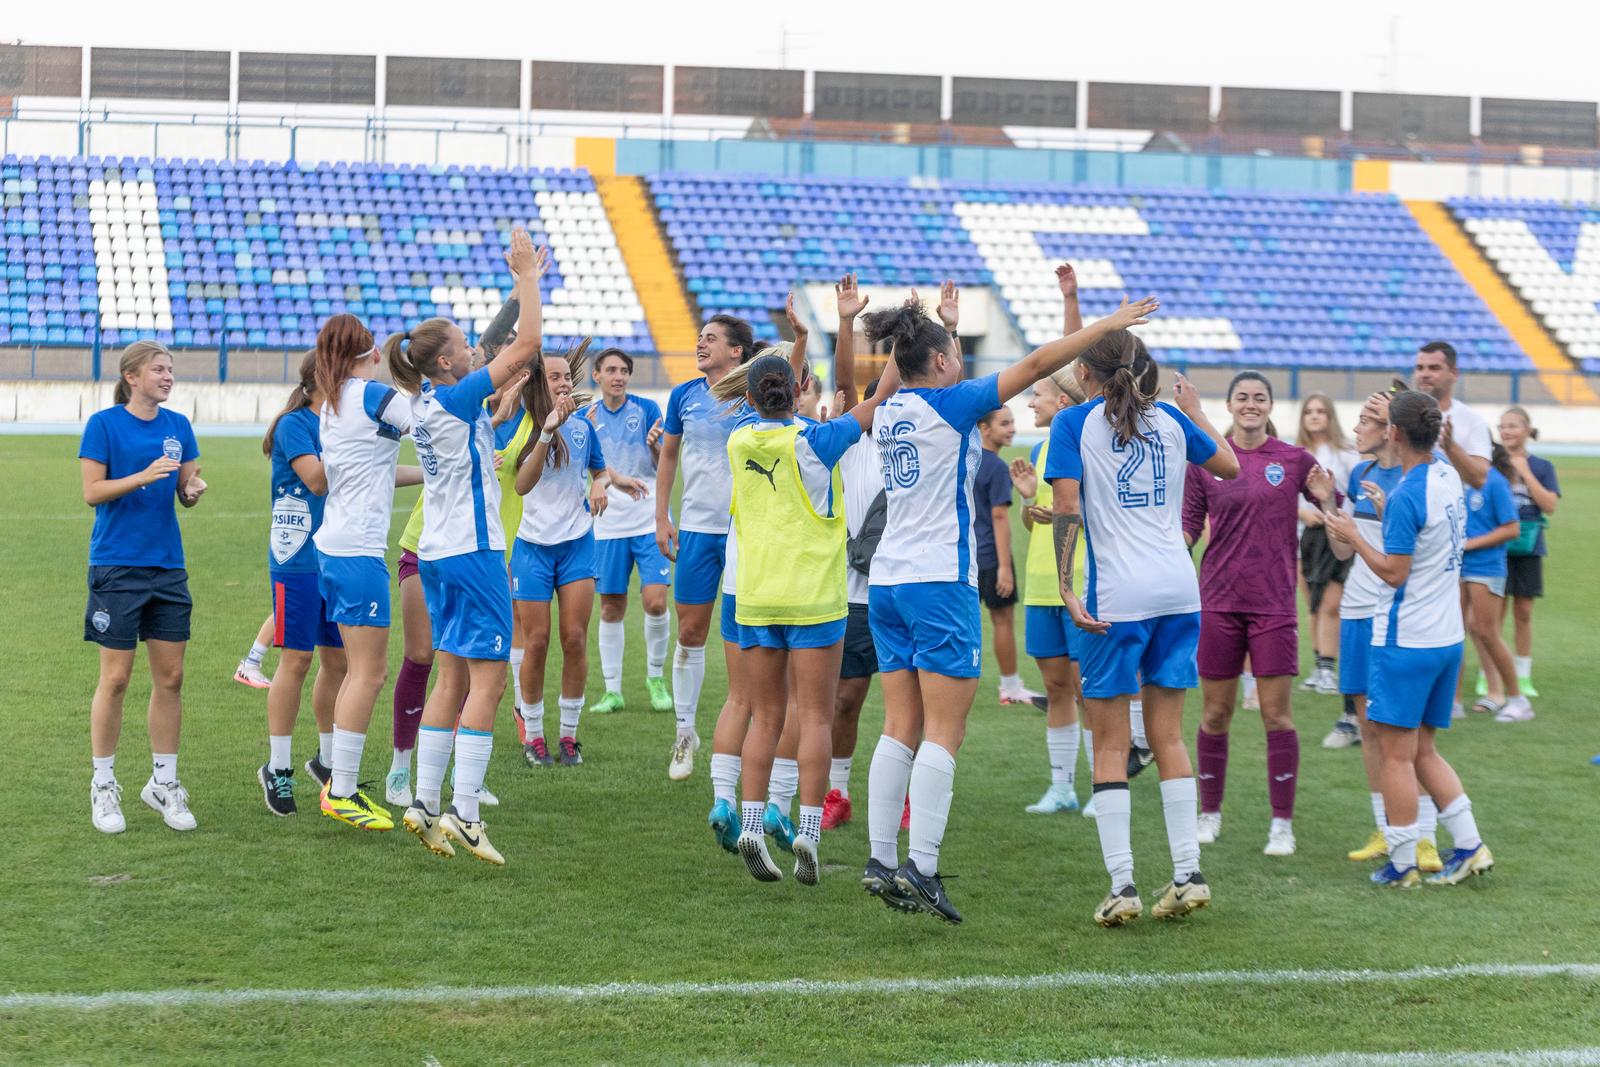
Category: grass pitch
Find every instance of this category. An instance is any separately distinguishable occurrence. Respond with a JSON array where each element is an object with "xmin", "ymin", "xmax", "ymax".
[{"xmin": 3, "ymin": 436, "xmax": 1598, "ymax": 1065}]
